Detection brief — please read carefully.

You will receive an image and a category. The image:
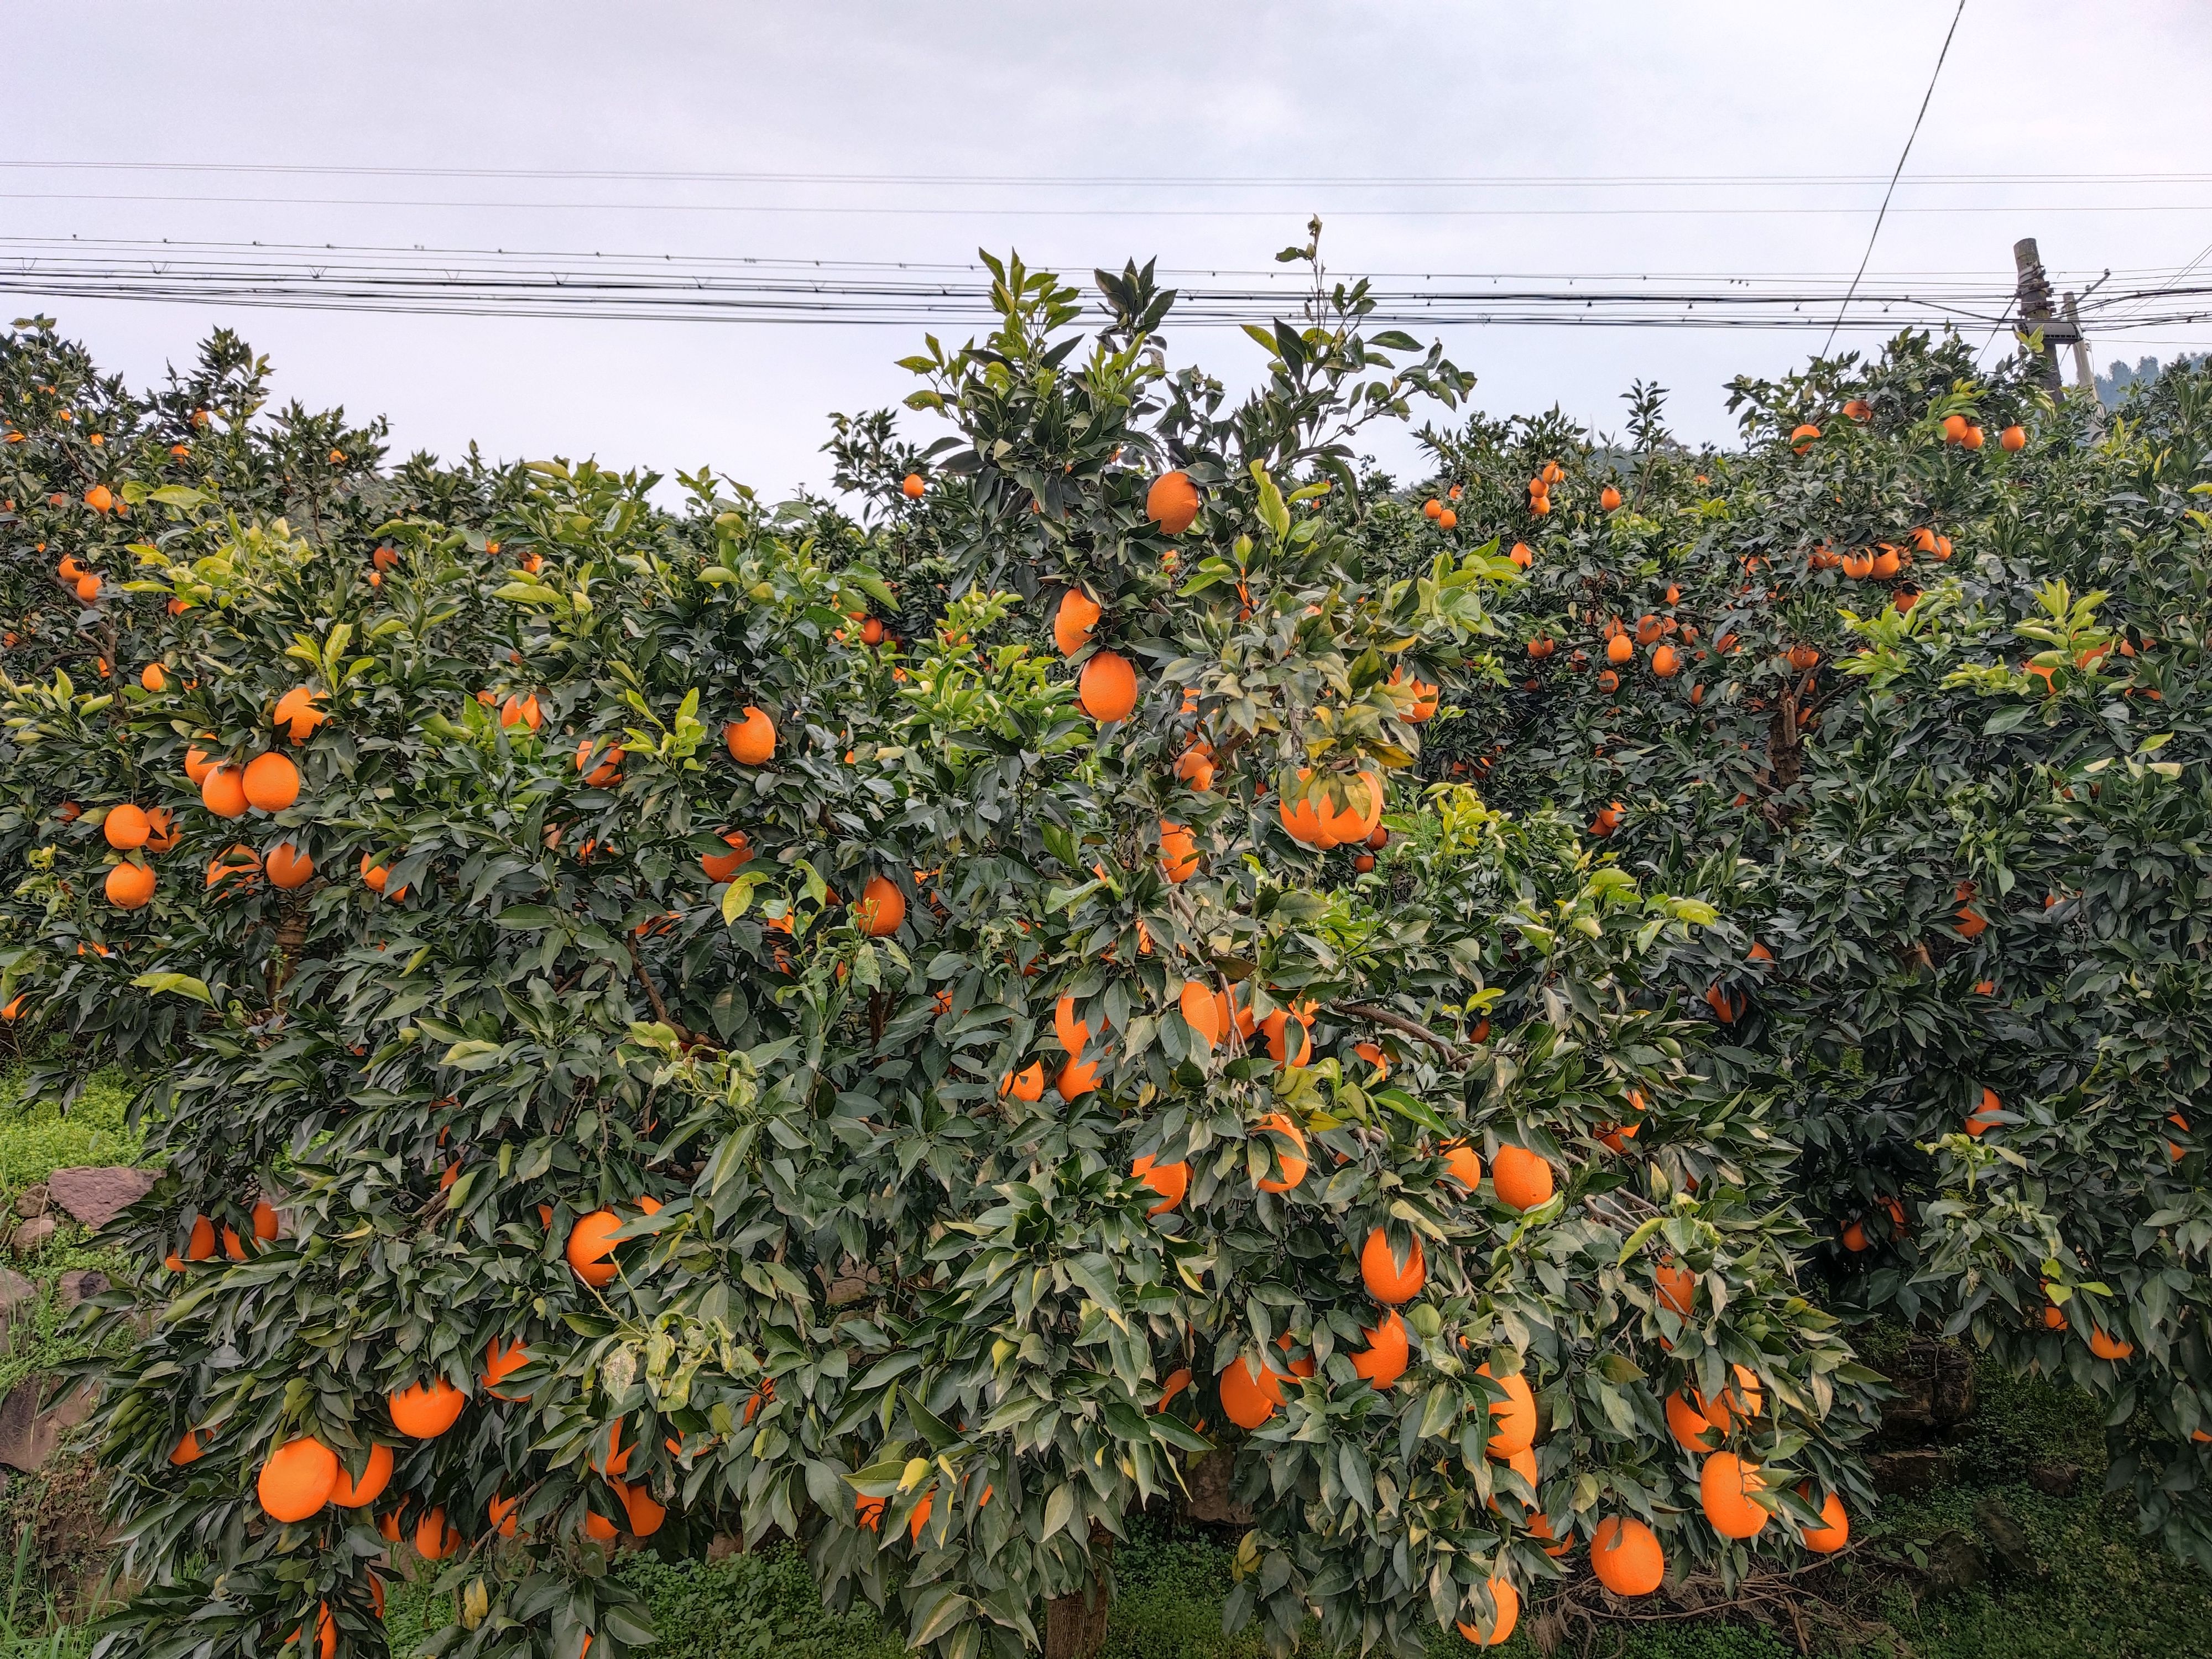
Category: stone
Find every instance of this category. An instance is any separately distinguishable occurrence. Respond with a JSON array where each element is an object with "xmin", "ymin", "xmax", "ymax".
[
  {"xmin": 1179, "ymin": 1449, "xmax": 1254, "ymax": 1525},
  {"xmin": 45, "ymin": 1166, "xmax": 157, "ymax": 1232},
  {"xmin": 1868, "ymin": 1447, "xmax": 1951, "ymax": 1496},
  {"xmin": 9, "ymin": 1217, "xmax": 55, "ymax": 1256},
  {"xmin": 0, "ymin": 1268, "xmax": 35, "ymax": 1315},
  {"xmin": 12, "ymin": 1185, "xmax": 48, "ymax": 1219},
  {"xmin": 1877, "ymin": 1337, "xmax": 1977, "ymax": 1442},
  {"xmin": 58, "ymin": 1269, "xmax": 109, "ymax": 1308},
  {"xmin": 0, "ymin": 1383, "xmax": 41, "ymax": 1470},
  {"xmin": 1922, "ymin": 1528, "xmax": 1987, "ymax": 1590},
  {"xmin": 1974, "ymin": 1495, "xmax": 2037, "ymax": 1575},
  {"xmin": 2027, "ymin": 1461, "xmax": 2081, "ymax": 1497}
]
